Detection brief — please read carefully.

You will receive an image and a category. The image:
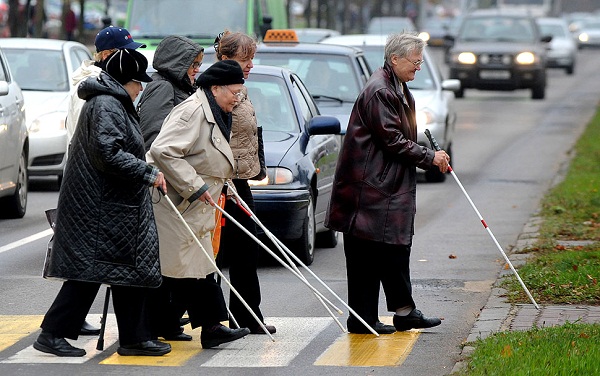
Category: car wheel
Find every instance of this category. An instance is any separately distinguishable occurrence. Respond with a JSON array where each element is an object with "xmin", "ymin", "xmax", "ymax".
[
  {"xmin": 316, "ymin": 229, "xmax": 338, "ymax": 248},
  {"xmin": 566, "ymin": 64, "xmax": 574, "ymax": 75},
  {"xmin": 455, "ymin": 86, "xmax": 464, "ymax": 98},
  {"xmin": 292, "ymin": 193, "xmax": 316, "ymax": 265},
  {"xmin": 2, "ymin": 150, "xmax": 28, "ymax": 218},
  {"xmin": 531, "ymin": 83, "xmax": 545, "ymax": 100},
  {"xmin": 425, "ymin": 144, "xmax": 451, "ymax": 183}
]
